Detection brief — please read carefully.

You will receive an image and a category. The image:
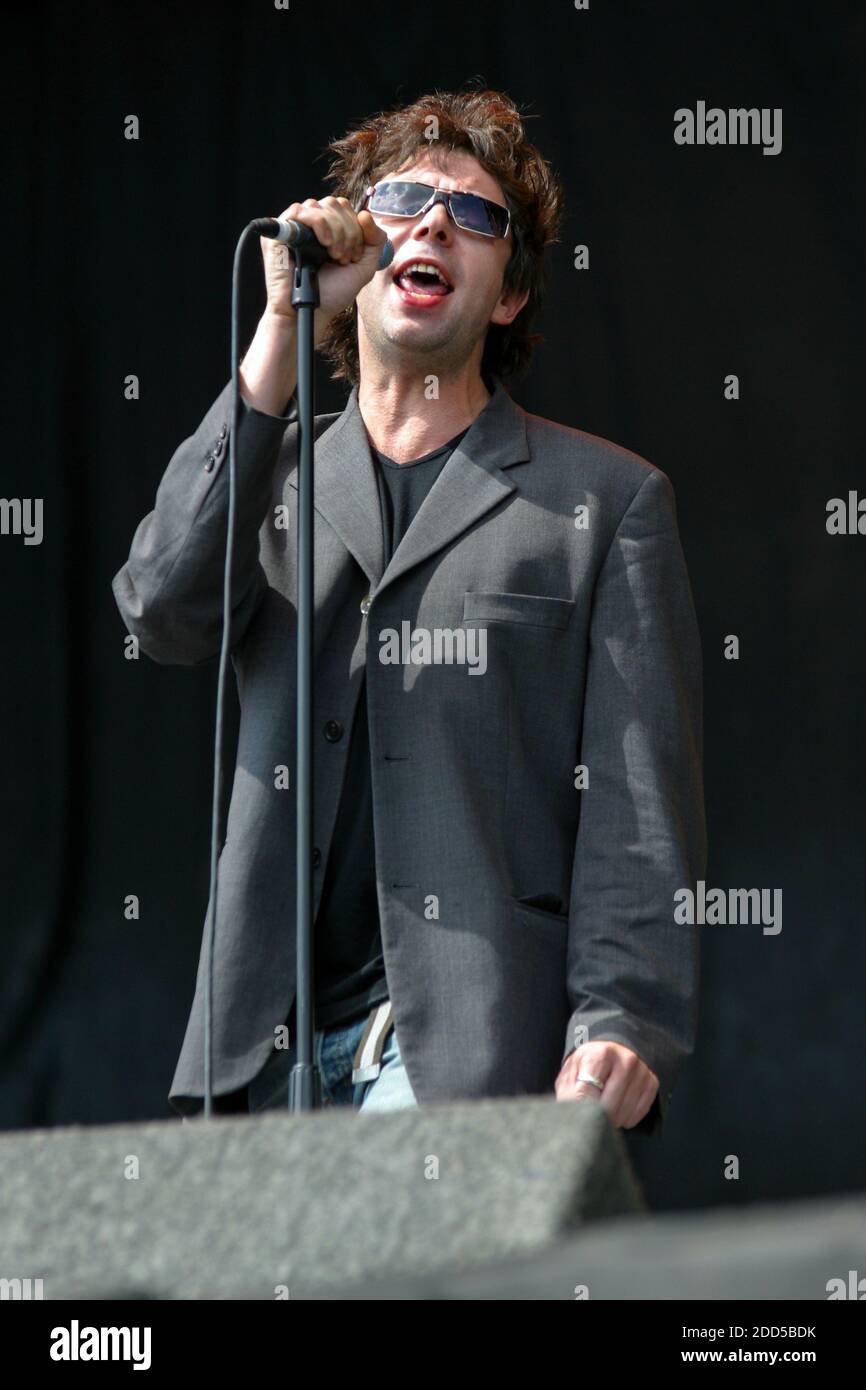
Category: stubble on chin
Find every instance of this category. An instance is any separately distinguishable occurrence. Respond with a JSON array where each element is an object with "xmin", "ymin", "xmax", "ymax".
[{"xmin": 359, "ymin": 292, "xmax": 488, "ymax": 377}]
